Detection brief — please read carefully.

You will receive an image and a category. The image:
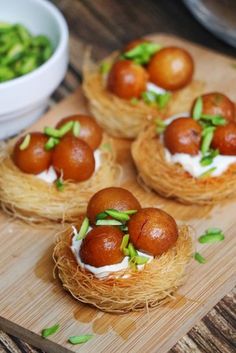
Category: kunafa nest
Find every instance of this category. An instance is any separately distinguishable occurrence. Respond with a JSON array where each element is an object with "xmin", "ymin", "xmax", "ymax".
[
  {"xmin": 53, "ymin": 224, "xmax": 193, "ymax": 313},
  {"xmin": 132, "ymin": 125, "xmax": 236, "ymax": 205},
  {"xmin": 0, "ymin": 136, "xmax": 121, "ymax": 223},
  {"xmin": 82, "ymin": 51, "xmax": 204, "ymax": 139}
]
